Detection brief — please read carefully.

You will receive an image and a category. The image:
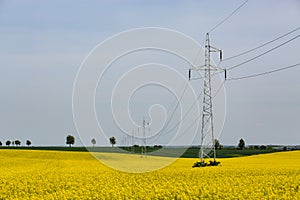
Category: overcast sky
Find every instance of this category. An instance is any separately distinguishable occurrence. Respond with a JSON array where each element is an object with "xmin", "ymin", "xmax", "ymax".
[{"xmin": 0, "ymin": 0, "xmax": 299, "ymax": 146}]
